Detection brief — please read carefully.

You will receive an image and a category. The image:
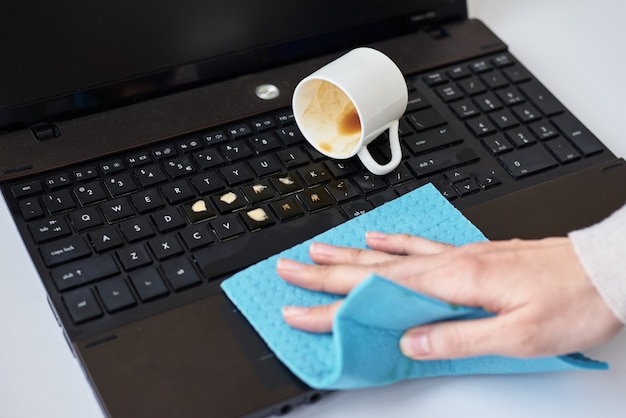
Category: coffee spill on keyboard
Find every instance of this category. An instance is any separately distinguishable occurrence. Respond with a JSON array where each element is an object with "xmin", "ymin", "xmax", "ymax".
[
  {"xmin": 191, "ymin": 199, "xmax": 208, "ymax": 212},
  {"xmin": 304, "ymin": 80, "xmax": 361, "ymax": 156}
]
